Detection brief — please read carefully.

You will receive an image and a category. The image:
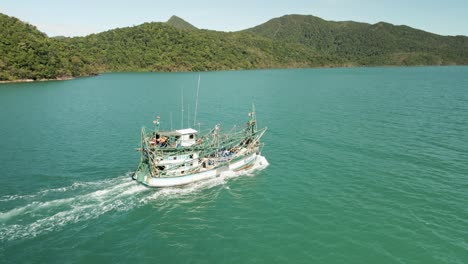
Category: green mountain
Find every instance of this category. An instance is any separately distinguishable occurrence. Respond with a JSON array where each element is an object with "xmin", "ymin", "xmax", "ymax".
[
  {"xmin": 61, "ymin": 22, "xmax": 331, "ymax": 73},
  {"xmin": 166, "ymin": 15, "xmax": 198, "ymax": 30},
  {"xmin": 0, "ymin": 13, "xmax": 96, "ymax": 81},
  {"xmin": 1, "ymin": 13, "xmax": 468, "ymax": 82},
  {"xmin": 0, "ymin": 13, "xmax": 334, "ymax": 81},
  {"xmin": 245, "ymin": 14, "xmax": 468, "ymax": 66}
]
